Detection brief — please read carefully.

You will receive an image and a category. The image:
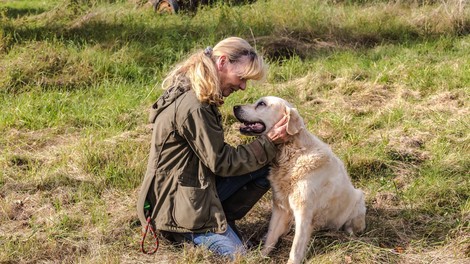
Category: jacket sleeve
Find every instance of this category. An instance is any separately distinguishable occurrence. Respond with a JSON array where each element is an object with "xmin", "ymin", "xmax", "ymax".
[{"xmin": 179, "ymin": 105, "xmax": 277, "ymax": 176}]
